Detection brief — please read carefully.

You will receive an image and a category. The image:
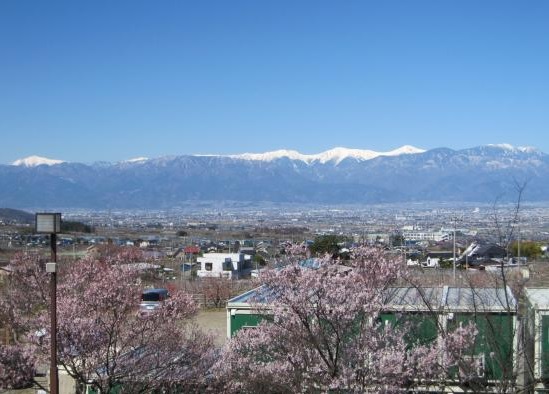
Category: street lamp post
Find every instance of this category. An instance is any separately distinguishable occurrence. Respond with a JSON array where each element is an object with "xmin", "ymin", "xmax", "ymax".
[{"xmin": 35, "ymin": 213, "xmax": 62, "ymax": 394}]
